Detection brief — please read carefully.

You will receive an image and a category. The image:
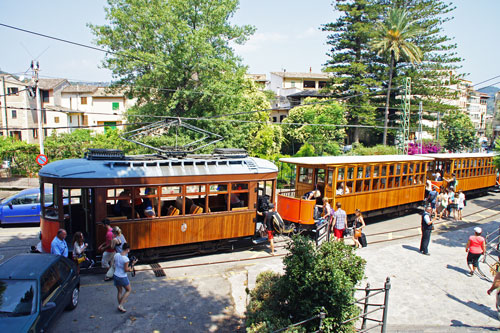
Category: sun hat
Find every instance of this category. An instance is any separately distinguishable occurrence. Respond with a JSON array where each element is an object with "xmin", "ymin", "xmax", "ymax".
[{"xmin": 474, "ymin": 227, "xmax": 482, "ymax": 234}]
